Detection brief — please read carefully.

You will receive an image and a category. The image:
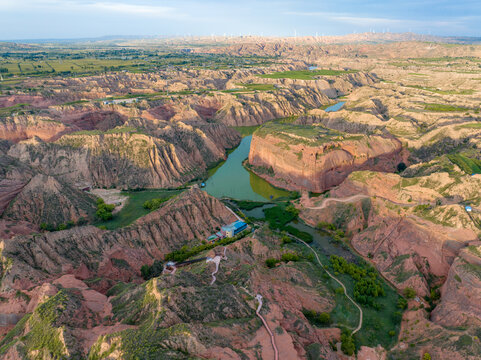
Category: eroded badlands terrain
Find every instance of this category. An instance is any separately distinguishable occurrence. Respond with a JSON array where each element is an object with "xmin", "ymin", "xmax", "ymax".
[{"xmin": 0, "ymin": 34, "xmax": 481, "ymax": 359}]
